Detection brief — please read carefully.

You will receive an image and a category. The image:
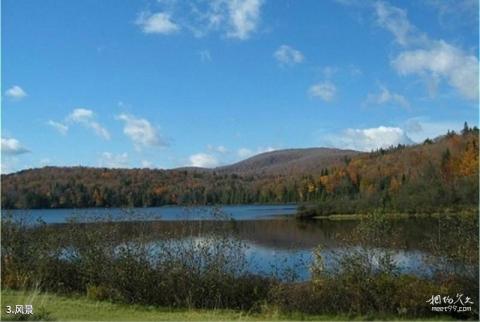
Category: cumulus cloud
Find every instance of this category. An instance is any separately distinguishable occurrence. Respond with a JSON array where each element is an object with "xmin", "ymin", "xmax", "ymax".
[
  {"xmin": 308, "ymin": 82, "xmax": 337, "ymax": 102},
  {"xmin": 67, "ymin": 108, "xmax": 110, "ymax": 140},
  {"xmin": 226, "ymin": 0, "xmax": 263, "ymax": 39},
  {"xmin": 329, "ymin": 126, "xmax": 414, "ymax": 152},
  {"xmin": 47, "ymin": 120, "xmax": 69, "ymax": 135},
  {"xmin": 5, "ymin": 85, "xmax": 27, "ymax": 100},
  {"xmin": 98, "ymin": 152, "xmax": 129, "ymax": 168},
  {"xmin": 365, "ymin": 85, "xmax": 410, "ymax": 108},
  {"xmin": 392, "ymin": 40, "xmax": 479, "ymax": 101},
  {"xmin": 371, "ymin": 1, "xmax": 479, "ymax": 101},
  {"xmin": 274, "ymin": 45, "xmax": 304, "ymax": 66},
  {"xmin": 189, "ymin": 153, "xmax": 219, "ymax": 168},
  {"xmin": 136, "ymin": 12, "xmax": 179, "ymax": 34},
  {"xmin": 116, "ymin": 113, "xmax": 168, "ymax": 149},
  {"xmin": 1, "ymin": 137, "xmax": 30, "ymax": 155},
  {"xmin": 138, "ymin": 0, "xmax": 263, "ymax": 40},
  {"xmin": 68, "ymin": 108, "xmax": 93, "ymax": 122}
]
